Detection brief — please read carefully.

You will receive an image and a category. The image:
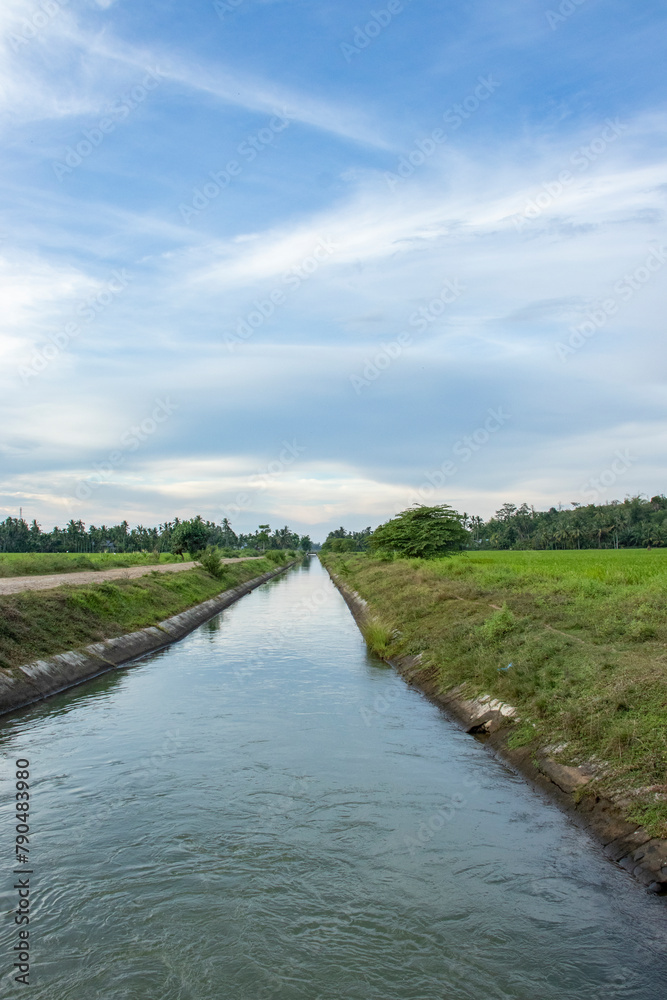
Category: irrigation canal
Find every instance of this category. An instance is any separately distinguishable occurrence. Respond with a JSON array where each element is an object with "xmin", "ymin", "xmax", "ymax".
[{"xmin": 1, "ymin": 556, "xmax": 666, "ymax": 998}]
